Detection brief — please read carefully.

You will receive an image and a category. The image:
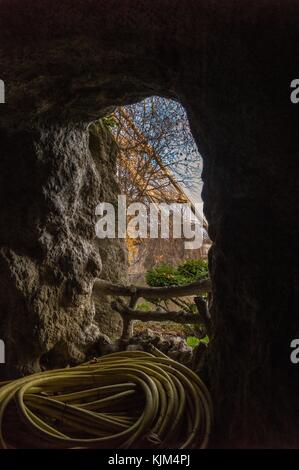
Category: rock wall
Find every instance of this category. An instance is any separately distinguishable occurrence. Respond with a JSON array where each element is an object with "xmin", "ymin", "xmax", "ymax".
[
  {"xmin": 89, "ymin": 122, "xmax": 127, "ymax": 340},
  {"xmin": 0, "ymin": 122, "xmax": 126, "ymax": 377},
  {"xmin": 1, "ymin": 0, "xmax": 299, "ymax": 448}
]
